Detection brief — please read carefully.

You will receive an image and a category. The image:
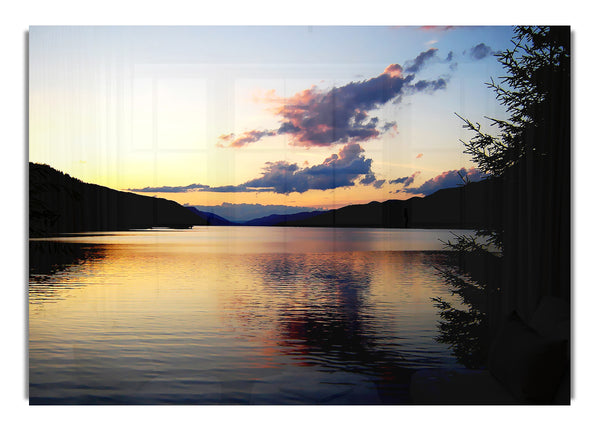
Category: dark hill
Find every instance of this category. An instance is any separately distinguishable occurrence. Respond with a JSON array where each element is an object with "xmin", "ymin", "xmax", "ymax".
[
  {"xmin": 29, "ymin": 163, "xmax": 209, "ymax": 237},
  {"xmin": 185, "ymin": 207, "xmax": 238, "ymax": 226},
  {"xmin": 278, "ymin": 179, "xmax": 503, "ymax": 230},
  {"xmin": 245, "ymin": 210, "xmax": 326, "ymax": 226}
]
